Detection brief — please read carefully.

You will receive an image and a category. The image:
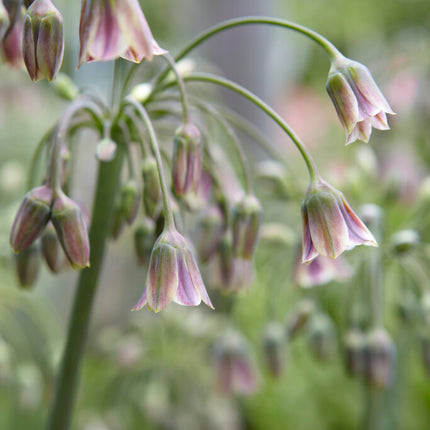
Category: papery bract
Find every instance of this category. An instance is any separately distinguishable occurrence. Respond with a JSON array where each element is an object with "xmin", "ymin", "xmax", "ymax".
[
  {"xmin": 78, "ymin": 0, "xmax": 167, "ymax": 67},
  {"xmin": 301, "ymin": 177, "xmax": 377, "ymax": 263},
  {"xmin": 326, "ymin": 54, "xmax": 395, "ymax": 144},
  {"xmin": 132, "ymin": 226, "xmax": 213, "ymax": 313}
]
